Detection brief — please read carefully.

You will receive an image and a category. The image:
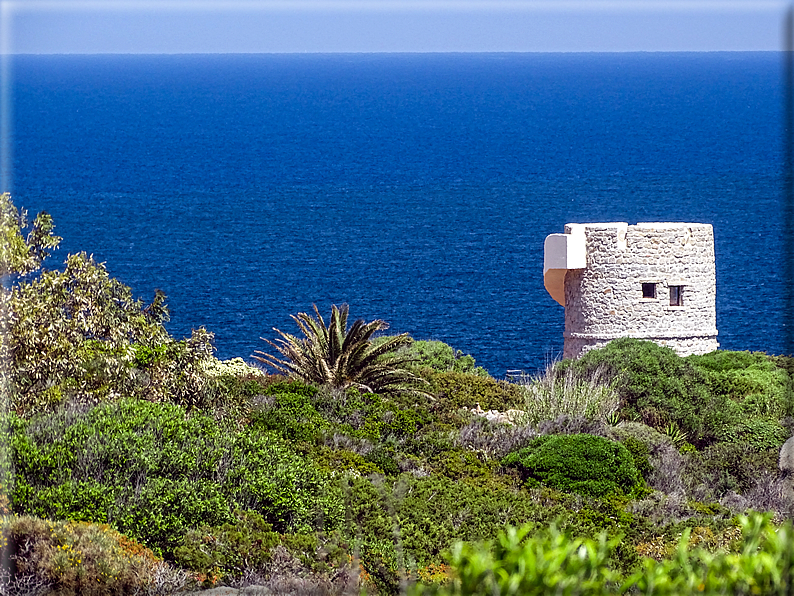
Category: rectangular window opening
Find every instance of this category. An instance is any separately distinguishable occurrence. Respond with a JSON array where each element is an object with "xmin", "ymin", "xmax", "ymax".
[
  {"xmin": 670, "ymin": 286, "xmax": 683, "ymax": 306},
  {"xmin": 642, "ymin": 283, "xmax": 656, "ymax": 299}
]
